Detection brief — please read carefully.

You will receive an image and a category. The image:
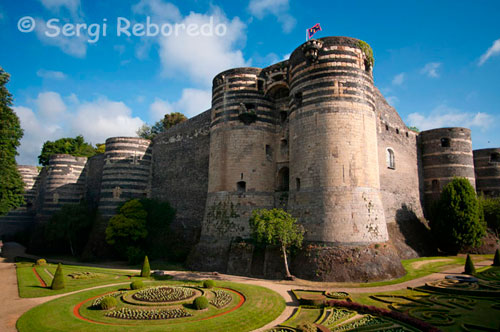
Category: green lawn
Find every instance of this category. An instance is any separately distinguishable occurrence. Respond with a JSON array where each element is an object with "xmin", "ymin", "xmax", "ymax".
[
  {"xmin": 17, "ymin": 281, "xmax": 286, "ymax": 332},
  {"xmin": 16, "ymin": 261, "xmax": 145, "ymax": 298}
]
